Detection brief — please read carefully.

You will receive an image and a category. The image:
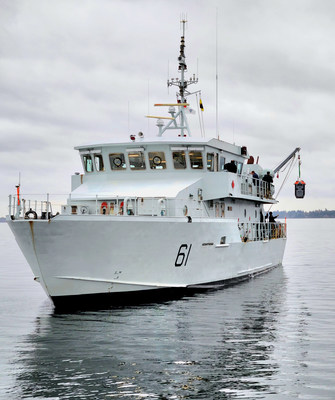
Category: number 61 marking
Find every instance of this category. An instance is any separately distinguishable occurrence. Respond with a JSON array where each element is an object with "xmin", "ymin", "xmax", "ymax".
[{"xmin": 175, "ymin": 244, "xmax": 192, "ymax": 267}]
